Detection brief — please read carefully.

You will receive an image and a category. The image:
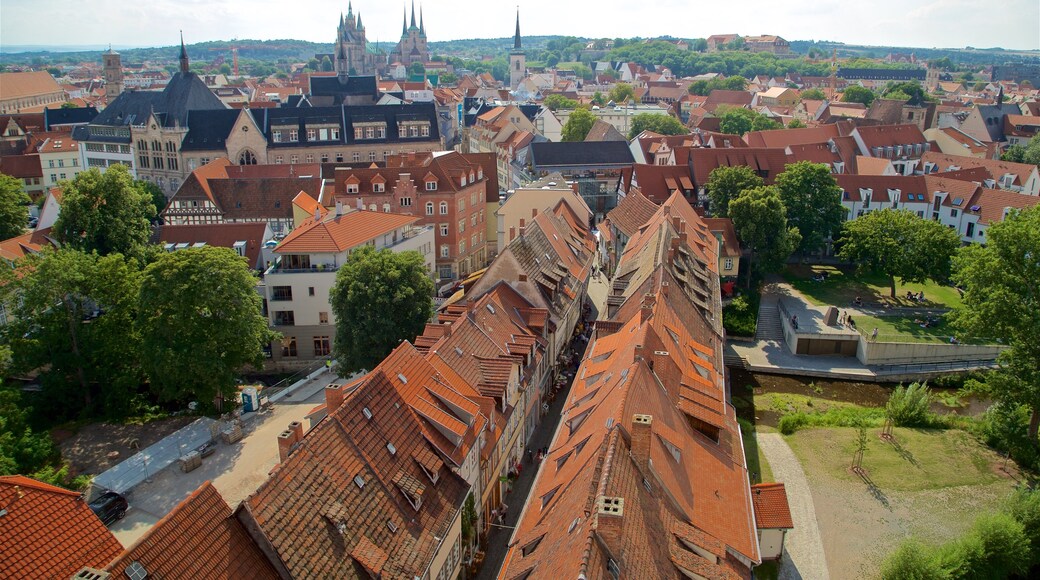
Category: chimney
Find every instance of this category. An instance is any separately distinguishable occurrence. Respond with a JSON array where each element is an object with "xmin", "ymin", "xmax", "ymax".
[
  {"xmin": 336, "ymin": 200, "xmax": 344, "ymax": 216},
  {"xmin": 531, "ymin": 208, "xmax": 538, "ymax": 218},
  {"xmin": 325, "ymin": 383, "xmax": 345, "ymax": 414},
  {"xmin": 356, "ymin": 197, "xmax": 363, "ymax": 210},
  {"xmin": 277, "ymin": 430, "xmax": 295, "ymax": 463},
  {"xmin": 289, "ymin": 420, "xmax": 304, "ymax": 443},
  {"xmin": 671, "ymin": 216, "xmax": 681, "ymax": 232},
  {"xmin": 595, "ymin": 496, "xmax": 625, "ymax": 558},
  {"xmin": 630, "ymin": 414, "xmax": 653, "ymax": 472},
  {"xmin": 640, "ymin": 293, "xmax": 655, "ymax": 323},
  {"xmin": 314, "ymin": 205, "xmax": 321, "ymax": 222},
  {"xmin": 633, "ymin": 343, "xmax": 644, "ymax": 362}
]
